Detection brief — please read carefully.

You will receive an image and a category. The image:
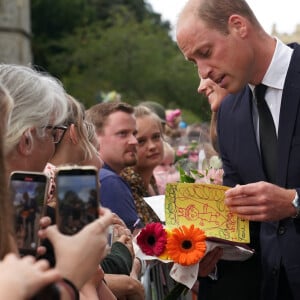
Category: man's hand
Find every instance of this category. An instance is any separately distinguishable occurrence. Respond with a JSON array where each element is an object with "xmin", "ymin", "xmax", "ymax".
[
  {"xmin": 225, "ymin": 182, "xmax": 296, "ymax": 221},
  {"xmin": 198, "ymin": 247, "xmax": 223, "ymax": 277}
]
